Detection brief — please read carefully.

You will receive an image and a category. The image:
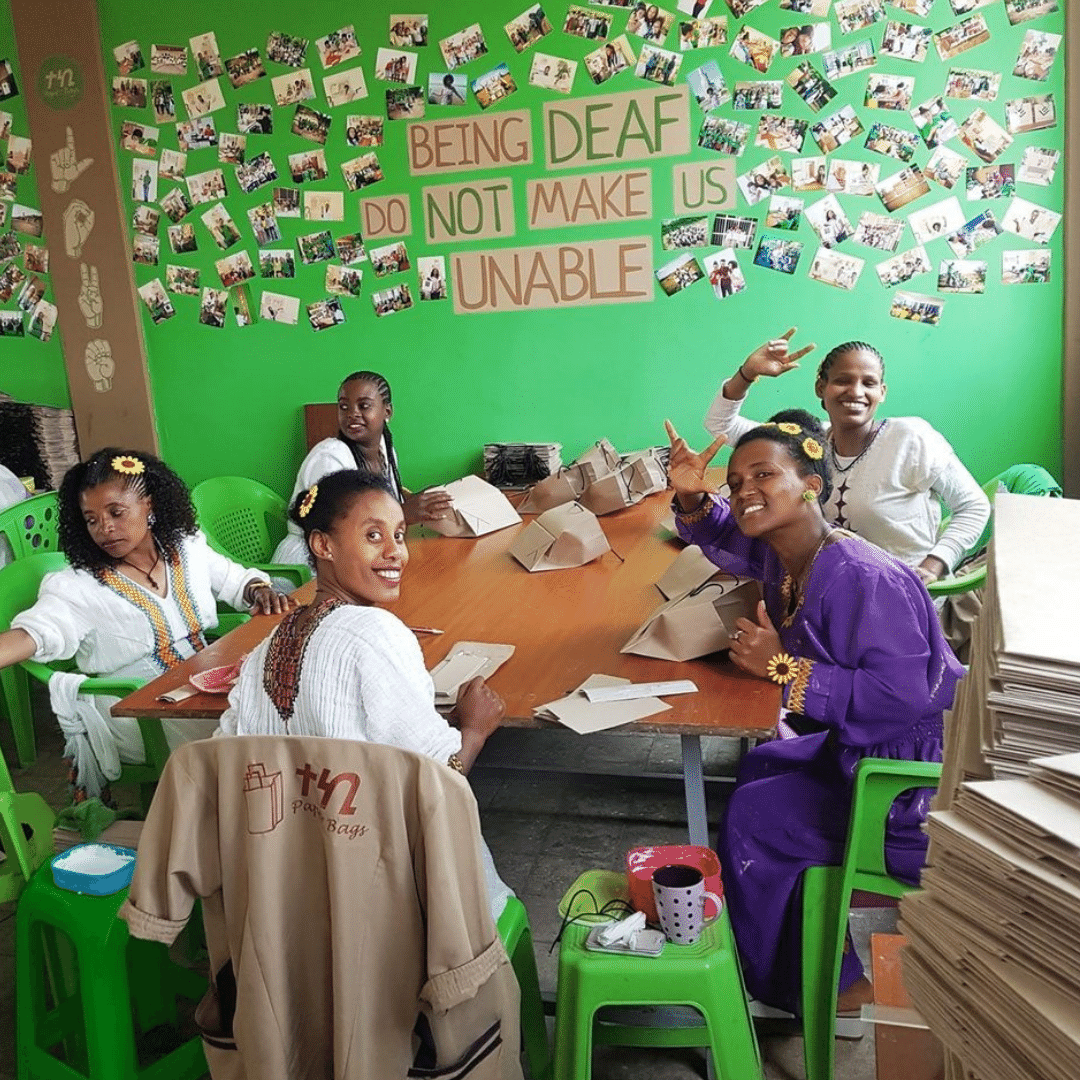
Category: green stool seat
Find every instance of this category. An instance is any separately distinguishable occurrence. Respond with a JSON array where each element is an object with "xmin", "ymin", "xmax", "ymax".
[
  {"xmin": 554, "ymin": 911, "xmax": 762, "ymax": 1079},
  {"xmin": 498, "ymin": 897, "xmax": 552, "ymax": 1080},
  {"xmin": 16, "ymin": 866, "xmax": 207, "ymax": 1080}
]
